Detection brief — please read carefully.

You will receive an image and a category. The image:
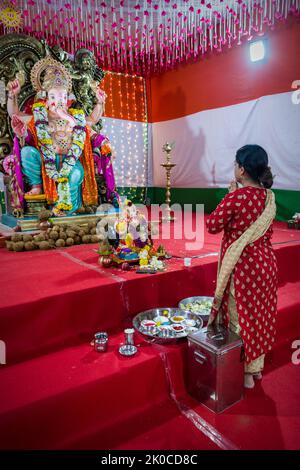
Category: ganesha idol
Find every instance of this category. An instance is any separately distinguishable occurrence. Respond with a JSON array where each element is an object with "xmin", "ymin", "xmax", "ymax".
[{"xmin": 6, "ymin": 55, "xmax": 119, "ymax": 217}]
